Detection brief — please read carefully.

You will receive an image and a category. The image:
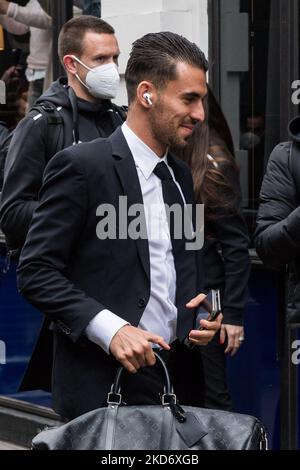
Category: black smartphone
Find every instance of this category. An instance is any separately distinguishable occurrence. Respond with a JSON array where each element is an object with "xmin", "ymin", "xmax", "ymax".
[
  {"xmin": 197, "ymin": 289, "xmax": 221, "ymax": 323},
  {"xmin": 185, "ymin": 289, "xmax": 222, "ymax": 348}
]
